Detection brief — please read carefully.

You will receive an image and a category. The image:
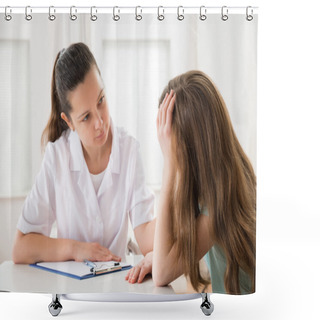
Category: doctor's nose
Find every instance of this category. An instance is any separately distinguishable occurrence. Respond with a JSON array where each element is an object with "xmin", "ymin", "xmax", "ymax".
[{"xmin": 94, "ymin": 114, "xmax": 103, "ymax": 130}]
